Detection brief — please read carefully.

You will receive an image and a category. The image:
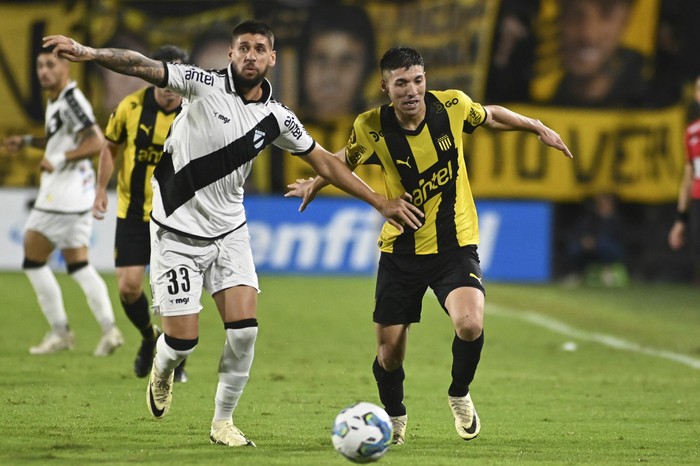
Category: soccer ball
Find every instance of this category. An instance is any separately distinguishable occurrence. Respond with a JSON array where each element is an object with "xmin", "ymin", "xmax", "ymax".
[{"xmin": 331, "ymin": 402, "xmax": 393, "ymax": 463}]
